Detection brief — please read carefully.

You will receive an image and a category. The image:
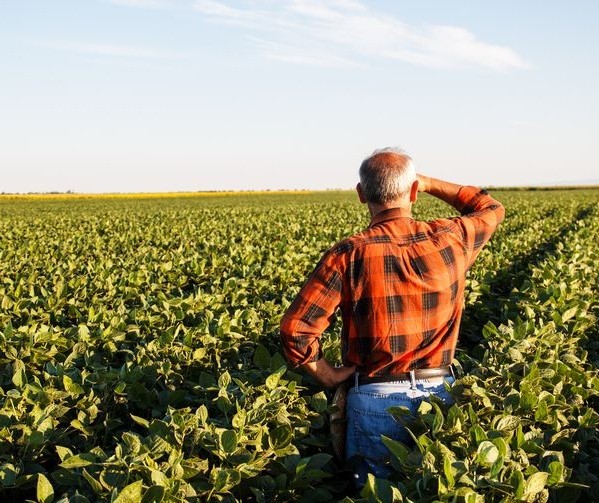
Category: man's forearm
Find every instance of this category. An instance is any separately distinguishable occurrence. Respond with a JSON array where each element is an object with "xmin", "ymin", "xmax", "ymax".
[{"xmin": 418, "ymin": 175, "xmax": 465, "ymax": 210}]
